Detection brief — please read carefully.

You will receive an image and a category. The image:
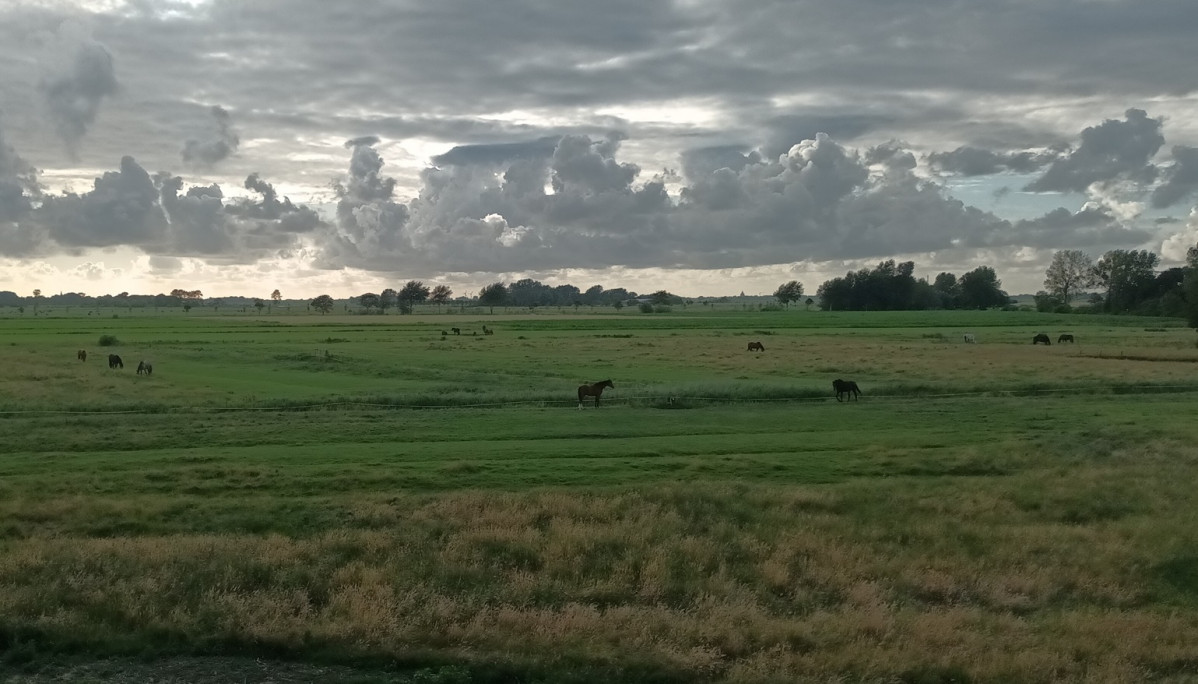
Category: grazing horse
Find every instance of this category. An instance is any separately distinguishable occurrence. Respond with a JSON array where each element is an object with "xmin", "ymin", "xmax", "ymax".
[
  {"xmin": 441, "ymin": 330, "xmax": 448, "ymax": 336},
  {"xmin": 483, "ymin": 325, "xmax": 494, "ymax": 335},
  {"xmin": 577, "ymin": 379, "xmax": 614, "ymax": 409},
  {"xmin": 962, "ymin": 333, "xmax": 976, "ymax": 344},
  {"xmin": 747, "ymin": 341, "xmax": 765, "ymax": 352},
  {"xmin": 77, "ymin": 349, "xmax": 87, "ymax": 362},
  {"xmin": 136, "ymin": 361, "xmax": 153, "ymax": 375},
  {"xmin": 1058, "ymin": 333, "xmax": 1075, "ymax": 343},
  {"xmin": 108, "ymin": 354, "xmax": 123, "ymax": 369},
  {"xmin": 451, "ymin": 327, "xmax": 461, "ymax": 335},
  {"xmin": 1032, "ymin": 333, "xmax": 1052, "ymax": 345},
  {"xmin": 832, "ymin": 378, "xmax": 861, "ymax": 402}
]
